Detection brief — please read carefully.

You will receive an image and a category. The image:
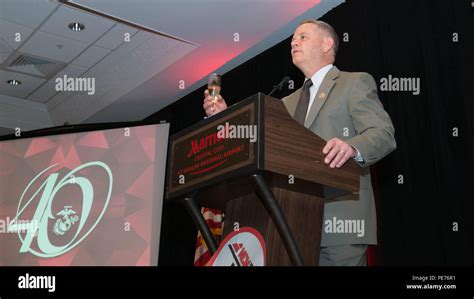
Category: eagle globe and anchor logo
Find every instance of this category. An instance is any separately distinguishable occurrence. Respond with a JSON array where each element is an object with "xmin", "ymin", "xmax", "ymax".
[
  {"xmin": 9, "ymin": 161, "xmax": 113, "ymax": 258},
  {"xmin": 53, "ymin": 205, "xmax": 80, "ymax": 236}
]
